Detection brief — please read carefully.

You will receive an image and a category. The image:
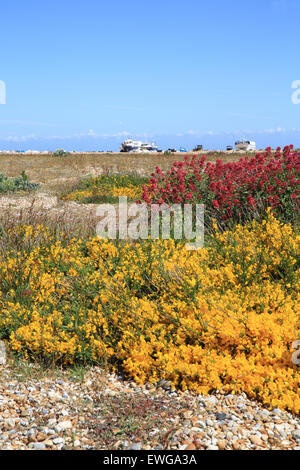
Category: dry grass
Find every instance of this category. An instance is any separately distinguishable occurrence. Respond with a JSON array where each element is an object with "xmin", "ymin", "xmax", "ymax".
[
  {"xmin": 0, "ymin": 151, "xmax": 246, "ymax": 193},
  {"xmin": 0, "ymin": 193, "xmax": 99, "ymax": 241},
  {"xmin": 0, "ymin": 151, "xmax": 248, "ymax": 236}
]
